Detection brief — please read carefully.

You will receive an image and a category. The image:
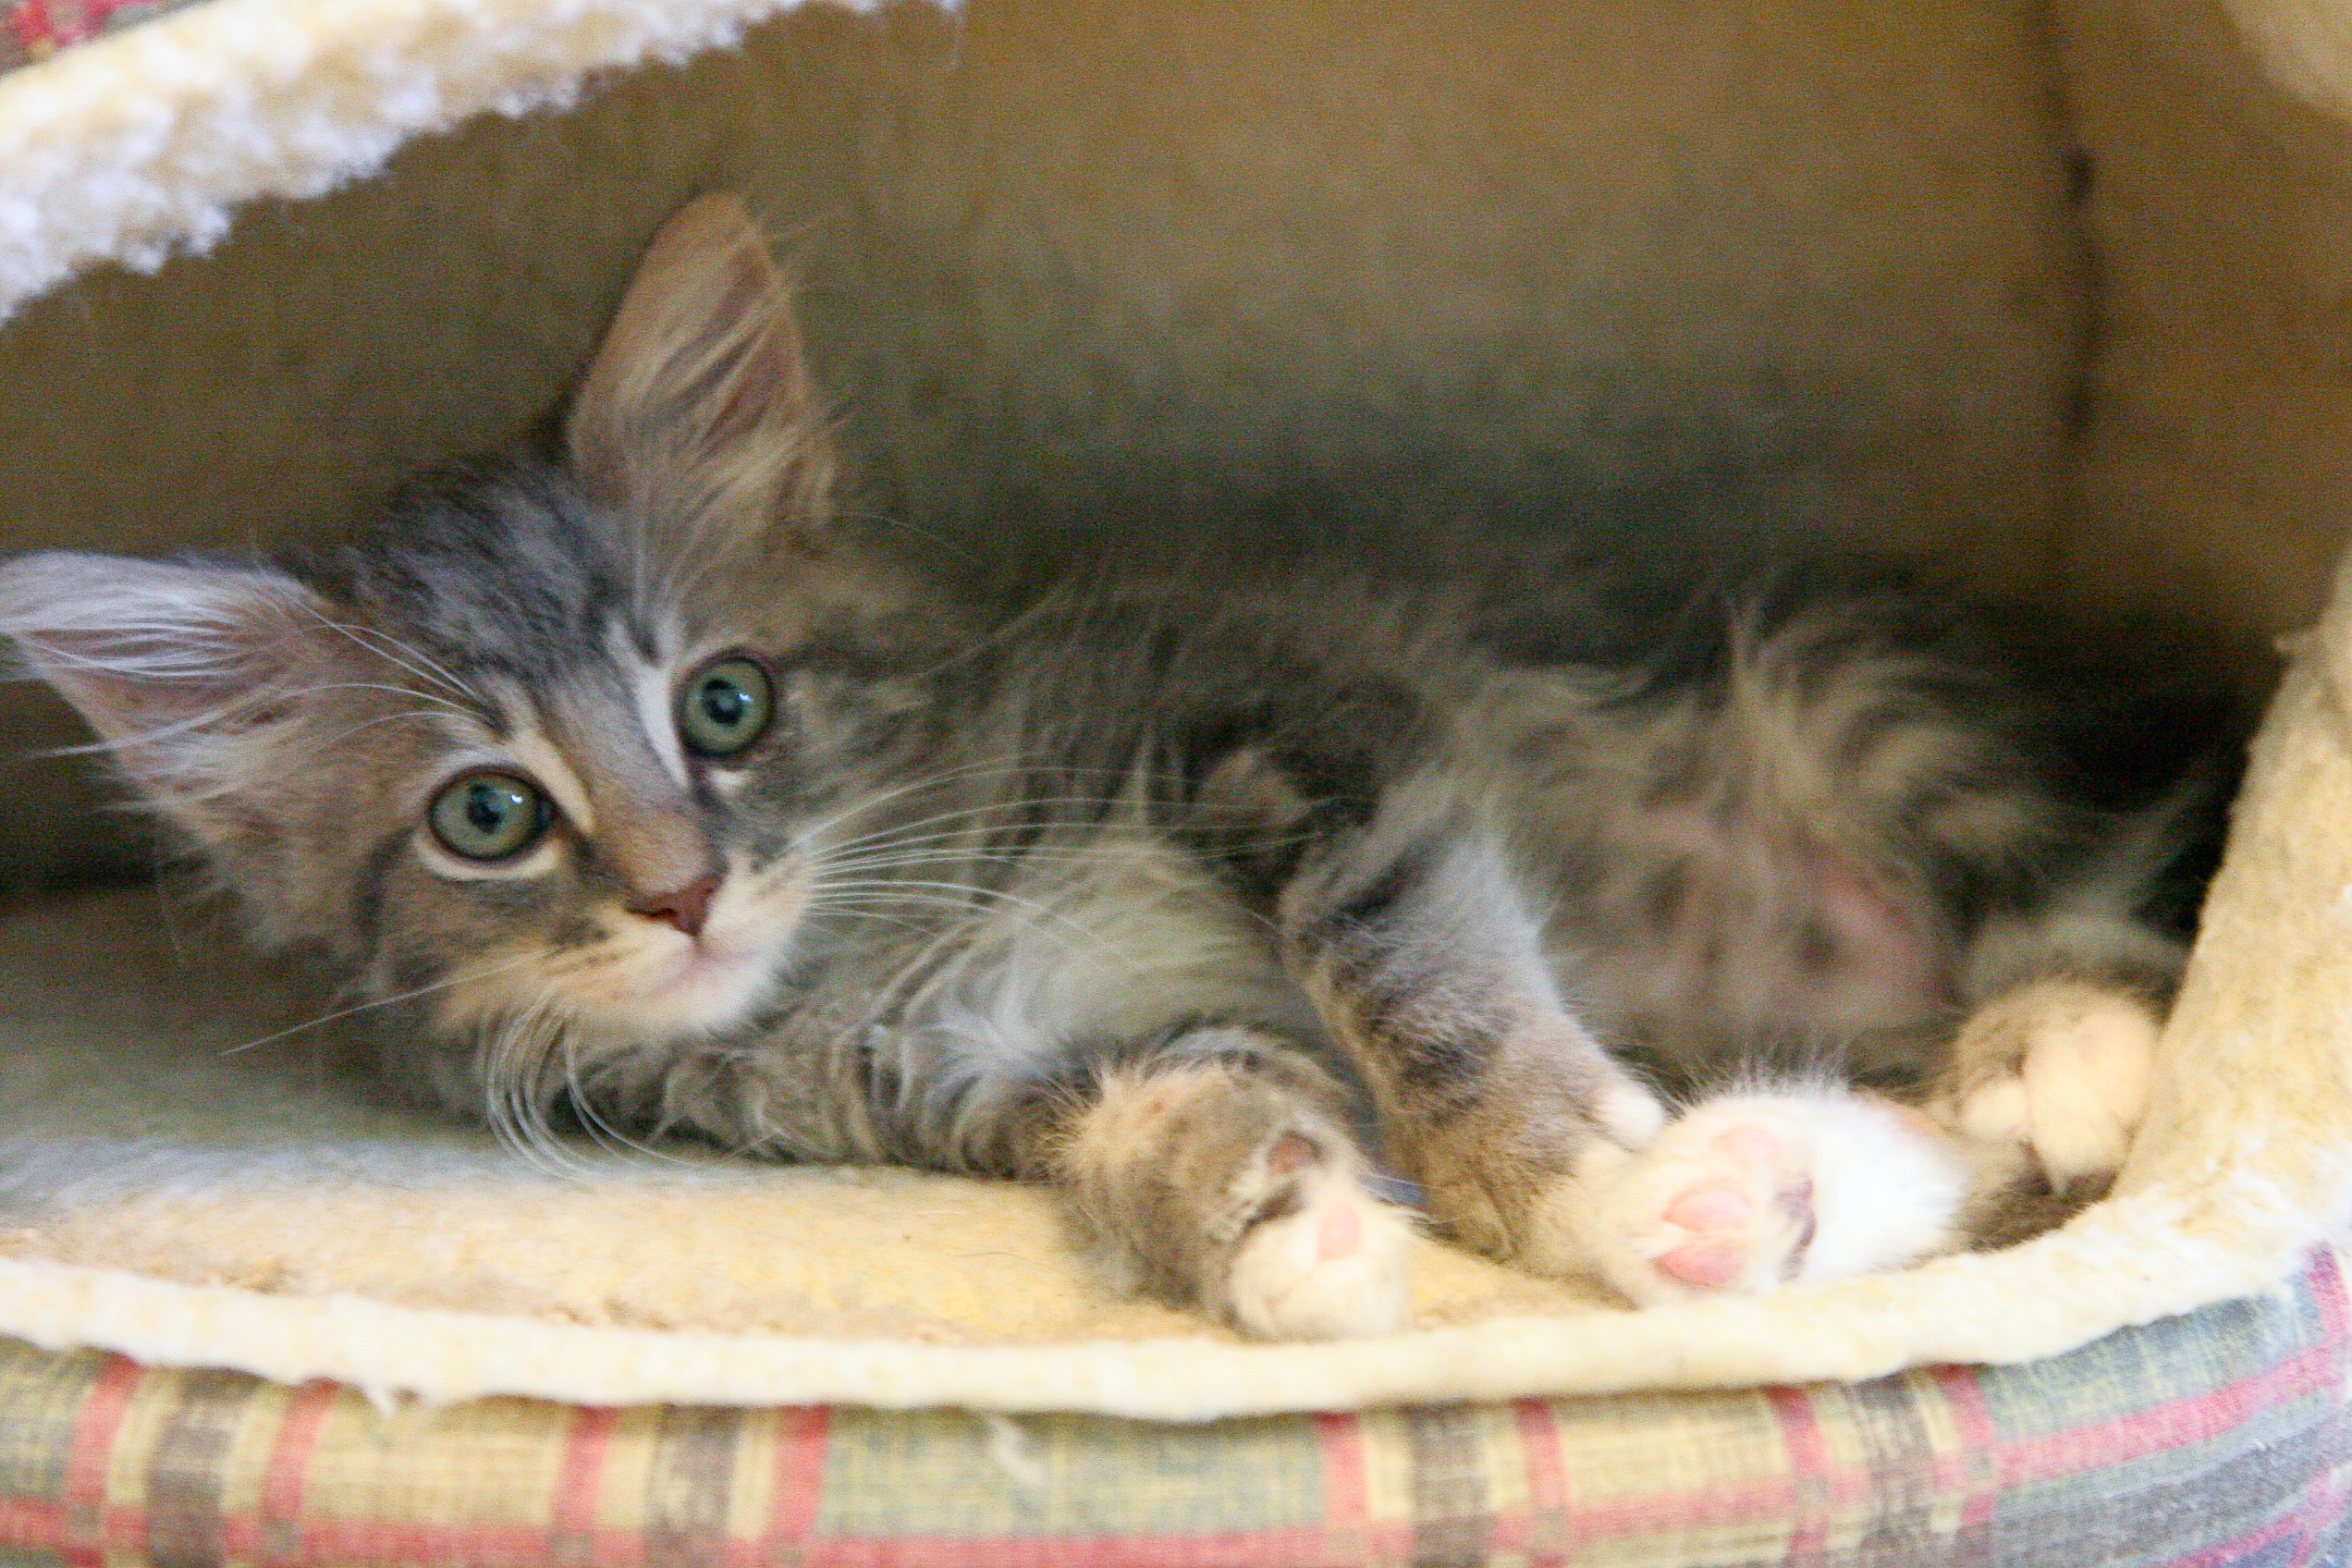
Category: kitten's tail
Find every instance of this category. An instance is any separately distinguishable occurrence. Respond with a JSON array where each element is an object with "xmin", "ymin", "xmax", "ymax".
[
  {"xmin": 1960, "ymin": 751, "xmax": 2235, "ymax": 1010},
  {"xmin": 2089, "ymin": 747, "xmax": 2240, "ymax": 941}
]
